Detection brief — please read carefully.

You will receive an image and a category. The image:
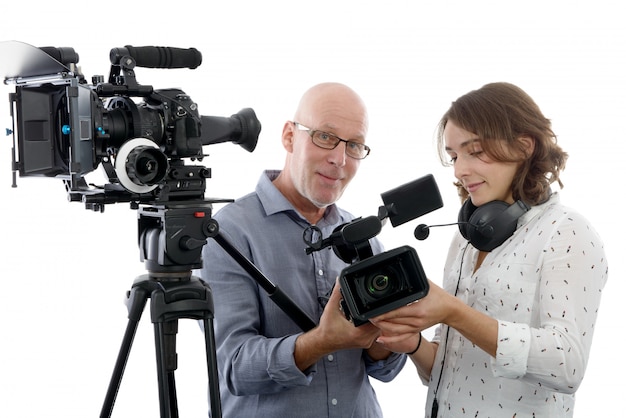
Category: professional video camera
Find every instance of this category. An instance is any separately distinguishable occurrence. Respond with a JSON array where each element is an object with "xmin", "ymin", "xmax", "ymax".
[
  {"xmin": 304, "ymin": 174, "xmax": 444, "ymax": 326},
  {"xmin": 2, "ymin": 40, "xmax": 261, "ymax": 211},
  {"xmin": 1, "ymin": 40, "xmax": 269, "ymax": 416}
]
